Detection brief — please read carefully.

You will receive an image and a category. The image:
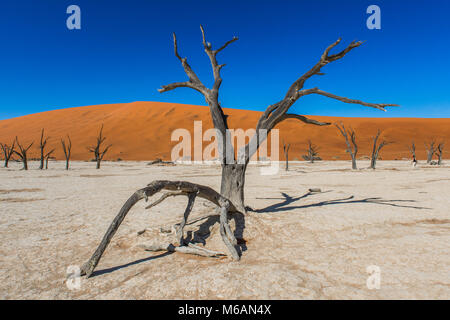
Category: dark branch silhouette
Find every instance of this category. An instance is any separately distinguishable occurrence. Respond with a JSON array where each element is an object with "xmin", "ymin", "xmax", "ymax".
[
  {"xmin": 88, "ymin": 125, "xmax": 112, "ymax": 169},
  {"xmin": 61, "ymin": 135, "xmax": 72, "ymax": 170},
  {"xmin": 38, "ymin": 128, "xmax": 50, "ymax": 170},
  {"xmin": 13, "ymin": 137, "xmax": 33, "ymax": 170},
  {"xmin": 0, "ymin": 139, "xmax": 15, "ymax": 168}
]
